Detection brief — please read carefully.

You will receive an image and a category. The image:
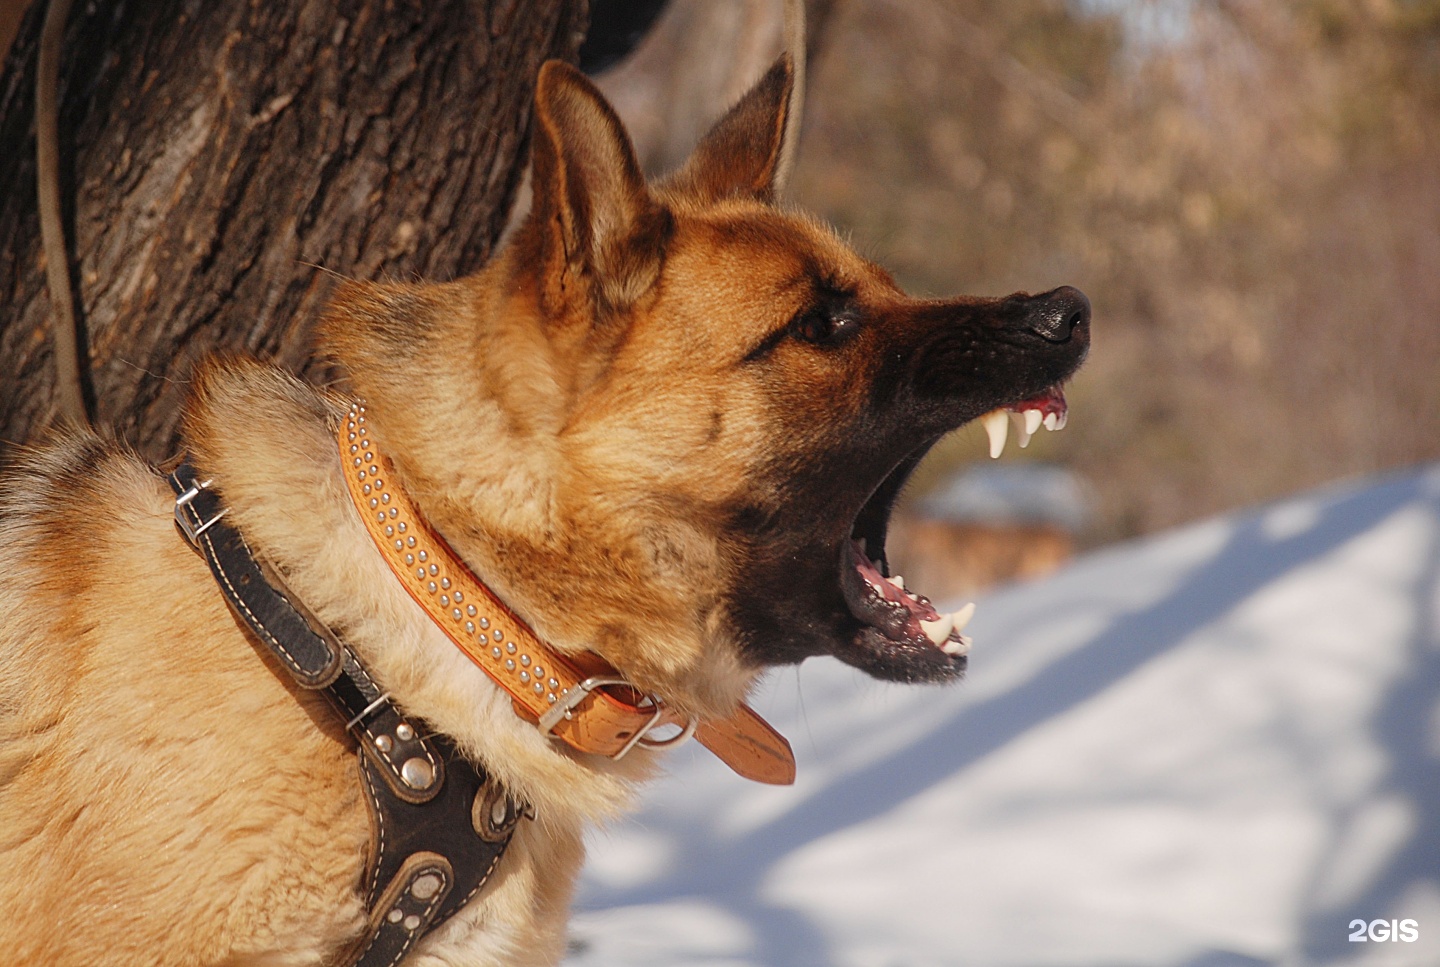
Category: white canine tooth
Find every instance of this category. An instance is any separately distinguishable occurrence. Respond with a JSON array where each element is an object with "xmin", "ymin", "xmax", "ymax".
[
  {"xmin": 889, "ymin": 574, "xmax": 905, "ymax": 590},
  {"xmin": 920, "ymin": 613, "xmax": 955, "ymax": 646},
  {"xmin": 951, "ymin": 601, "xmax": 976, "ymax": 633},
  {"xmin": 1024, "ymin": 409, "xmax": 1043, "ymax": 436},
  {"xmin": 1010, "ymin": 411, "xmax": 1034, "ymax": 449},
  {"xmin": 941, "ymin": 634, "xmax": 971, "ymax": 657},
  {"xmin": 980, "ymin": 410, "xmax": 1009, "ymax": 459},
  {"xmin": 1043, "ymin": 412, "xmax": 1059, "ymax": 431}
]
